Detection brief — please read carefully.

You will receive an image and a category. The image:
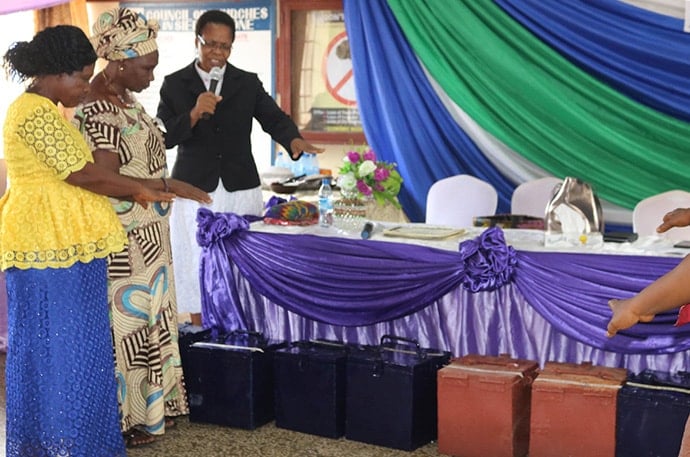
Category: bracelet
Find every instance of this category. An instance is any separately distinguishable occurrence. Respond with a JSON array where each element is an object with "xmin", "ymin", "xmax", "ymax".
[{"xmin": 161, "ymin": 177, "xmax": 169, "ymax": 192}]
